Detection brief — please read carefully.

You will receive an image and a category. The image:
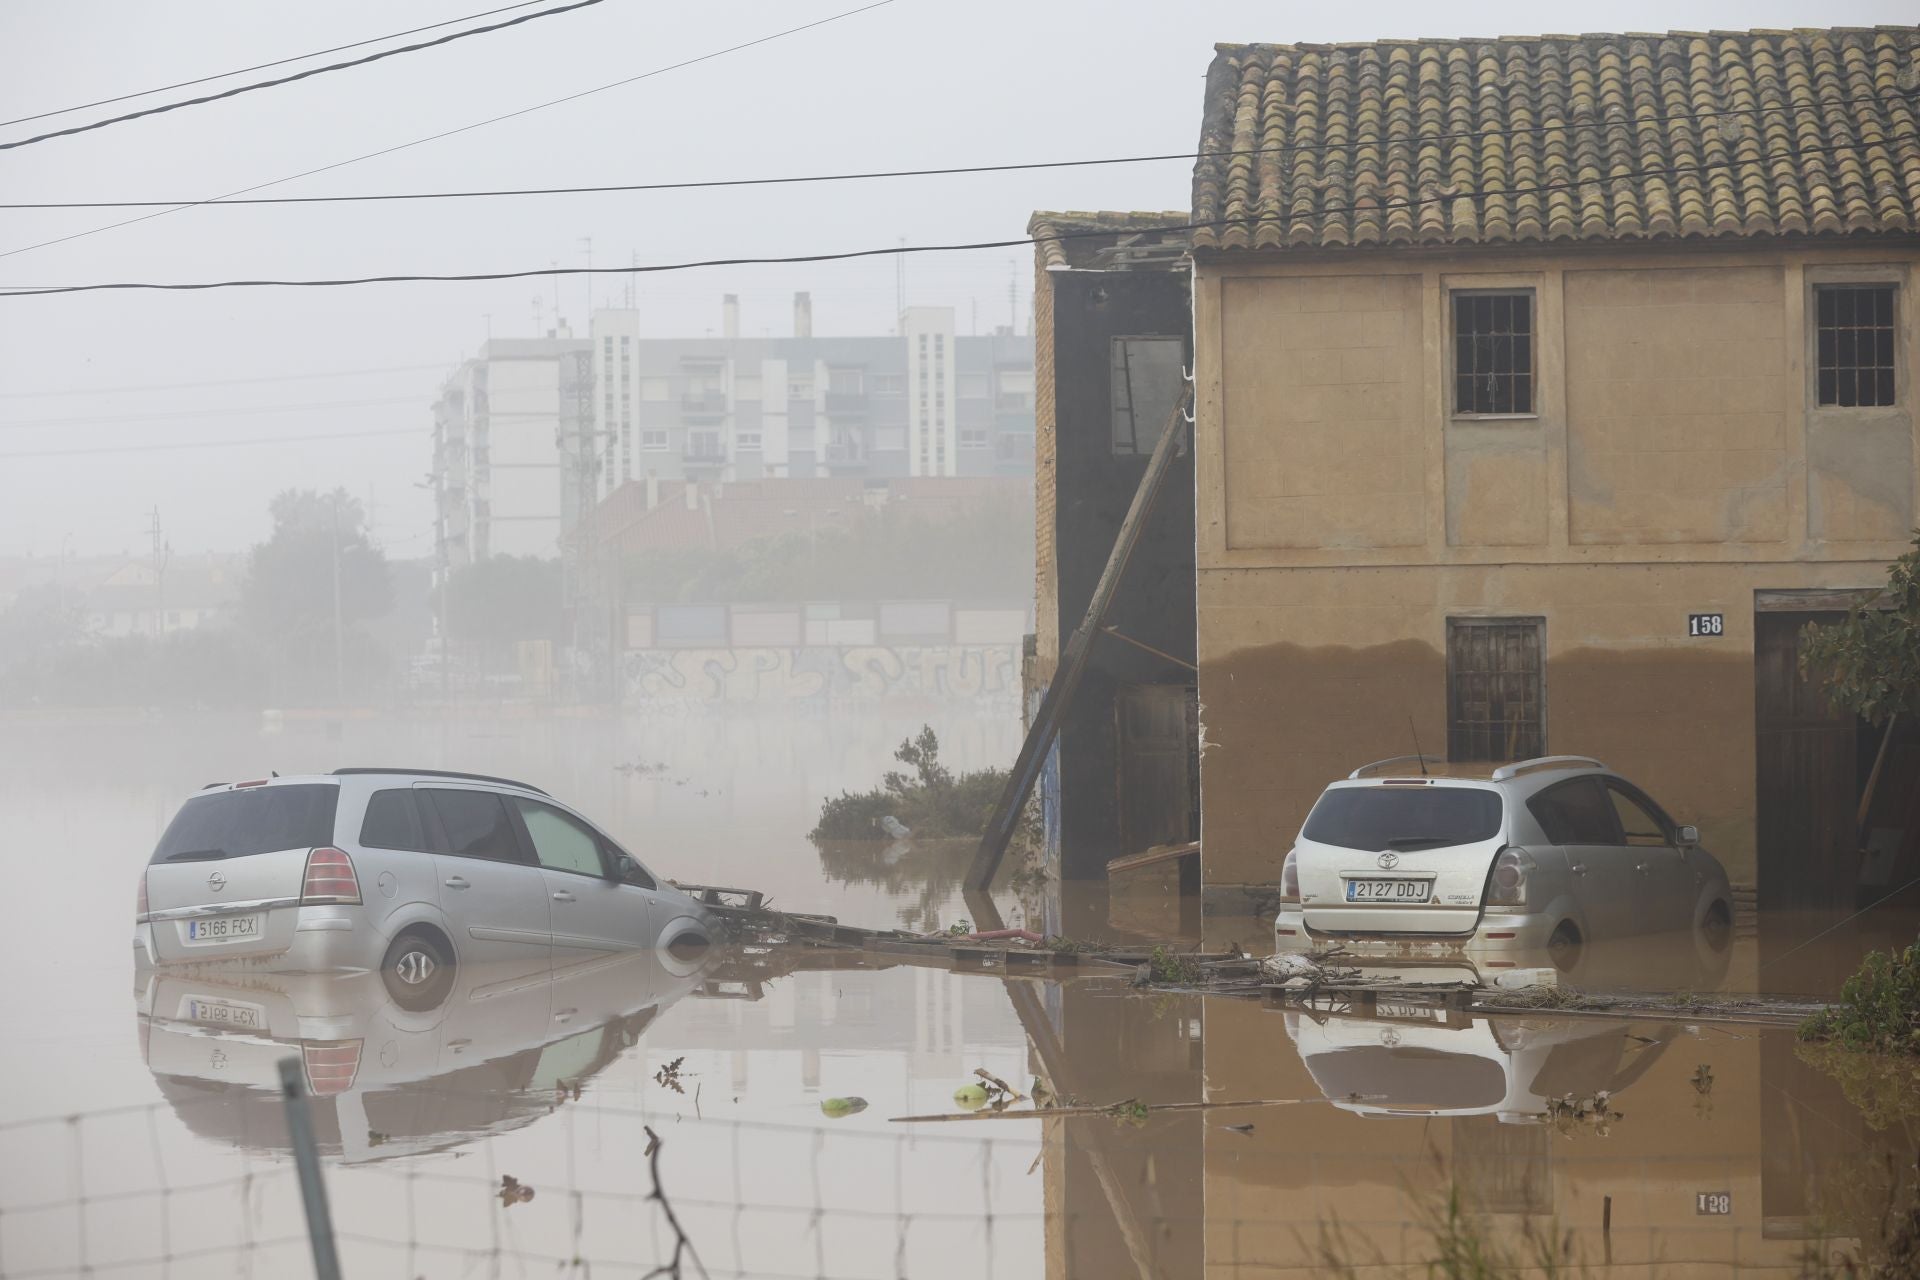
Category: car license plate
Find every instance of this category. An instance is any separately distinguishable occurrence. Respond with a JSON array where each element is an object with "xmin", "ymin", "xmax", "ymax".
[
  {"xmin": 1345, "ymin": 879, "xmax": 1432, "ymax": 902},
  {"xmin": 1373, "ymin": 1001, "xmax": 1446, "ymax": 1022},
  {"xmin": 180, "ymin": 996, "xmax": 265, "ymax": 1031},
  {"xmin": 186, "ymin": 913, "xmax": 263, "ymax": 942}
]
